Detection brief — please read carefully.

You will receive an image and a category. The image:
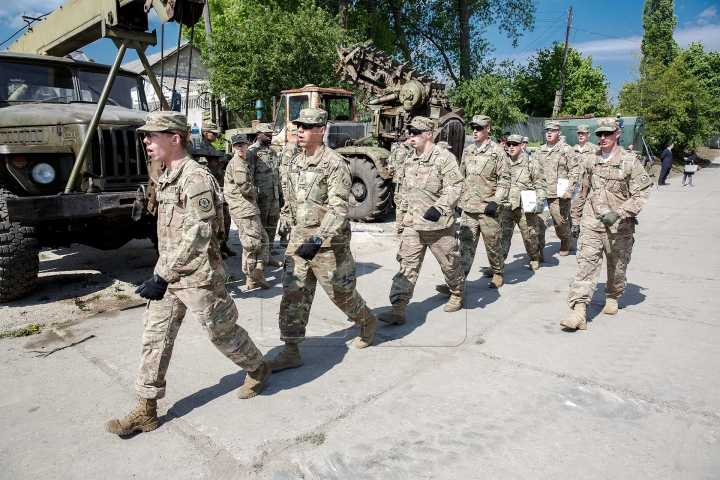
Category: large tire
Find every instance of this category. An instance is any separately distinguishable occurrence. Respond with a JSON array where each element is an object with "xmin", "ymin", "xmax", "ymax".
[
  {"xmin": 0, "ymin": 189, "xmax": 40, "ymax": 302},
  {"xmin": 347, "ymin": 156, "xmax": 392, "ymax": 222}
]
